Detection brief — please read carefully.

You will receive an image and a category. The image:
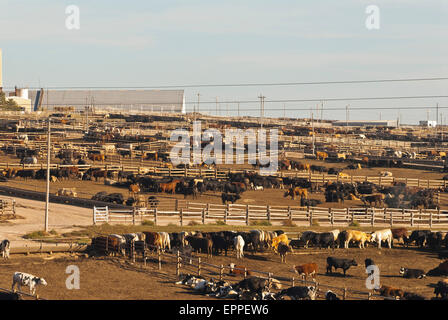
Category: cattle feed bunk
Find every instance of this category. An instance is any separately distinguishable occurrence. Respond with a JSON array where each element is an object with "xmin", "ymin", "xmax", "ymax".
[{"xmin": 90, "ymin": 237, "xmax": 394, "ymax": 300}]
